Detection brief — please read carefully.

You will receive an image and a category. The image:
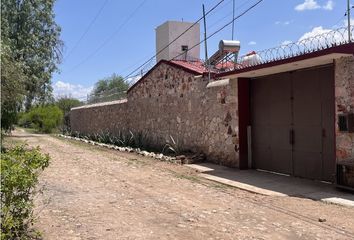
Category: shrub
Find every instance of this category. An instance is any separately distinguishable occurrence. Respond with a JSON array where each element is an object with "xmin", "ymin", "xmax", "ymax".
[
  {"xmin": 55, "ymin": 97, "xmax": 82, "ymax": 134},
  {"xmin": 19, "ymin": 105, "xmax": 63, "ymax": 133},
  {"xmin": 1, "ymin": 145, "xmax": 50, "ymax": 239}
]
